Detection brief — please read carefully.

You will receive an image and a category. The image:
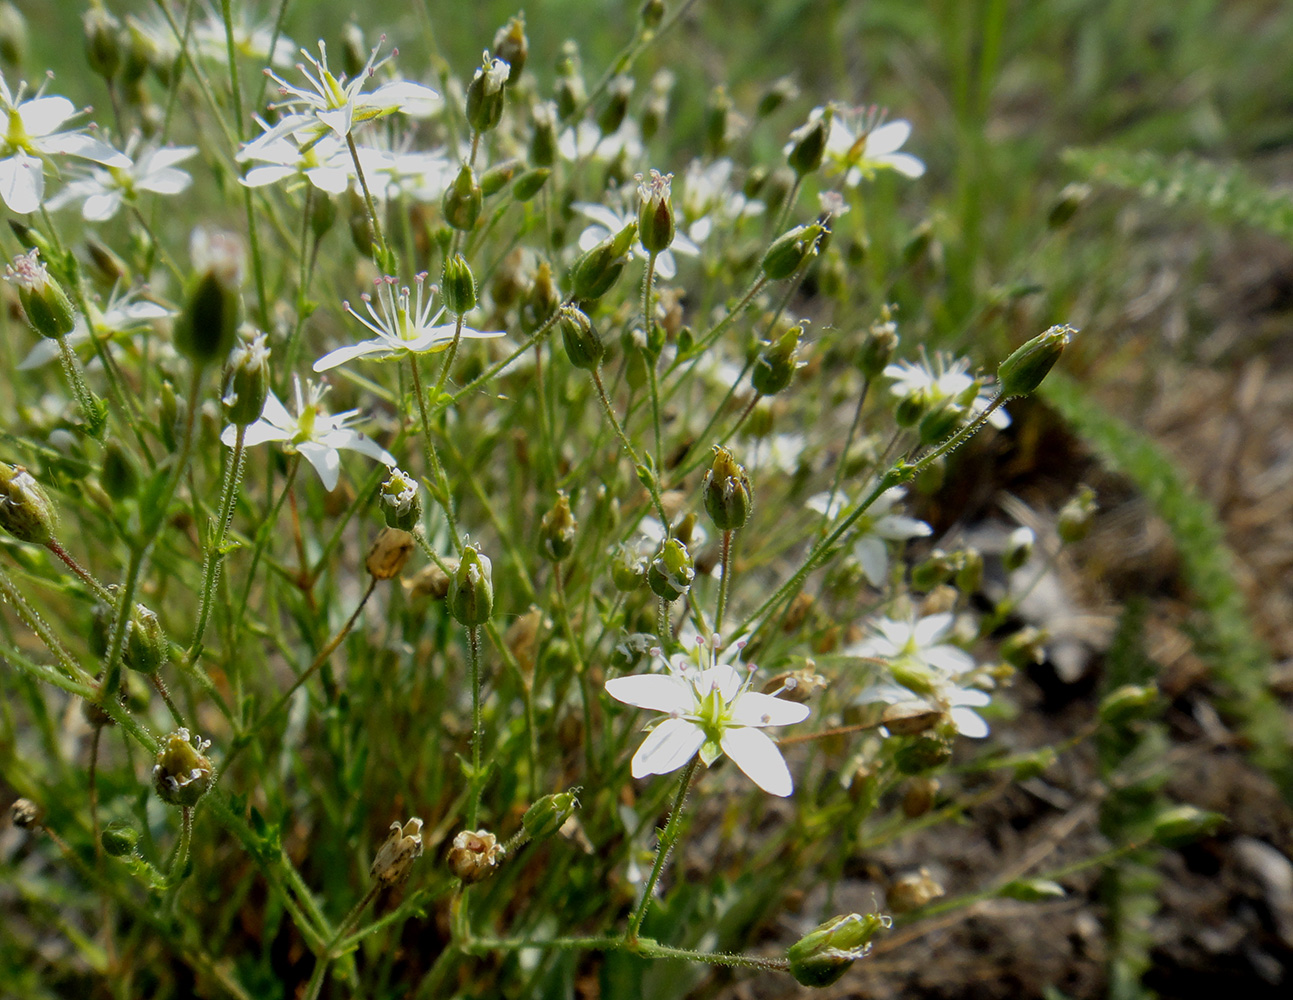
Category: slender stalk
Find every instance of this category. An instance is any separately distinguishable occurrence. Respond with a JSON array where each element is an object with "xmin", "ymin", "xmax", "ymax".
[
  {"xmin": 627, "ymin": 754, "xmax": 701, "ymax": 942},
  {"xmin": 590, "ymin": 367, "xmax": 669, "ymax": 528},
  {"xmin": 432, "ymin": 313, "xmax": 467, "ymax": 397},
  {"xmin": 188, "ymin": 423, "xmax": 247, "ymax": 663},
  {"xmin": 408, "ymin": 355, "xmax": 460, "ymax": 547},
  {"xmin": 467, "ymin": 624, "xmax": 484, "ymax": 828},
  {"xmin": 820, "ymin": 377, "xmax": 871, "ymax": 531},
  {"xmin": 715, "ymin": 529, "xmax": 734, "ymax": 633},
  {"xmin": 55, "ymin": 334, "xmax": 101, "ymax": 432},
  {"xmin": 641, "ymin": 251, "xmax": 663, "ymax": 460},
  {"xmin": 44, "ymin": 539, "xmax": 114, "ymax": 603},
  {"xmin": 347, "ymin": 132, "xmax": 390, "ymax": 265}
]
